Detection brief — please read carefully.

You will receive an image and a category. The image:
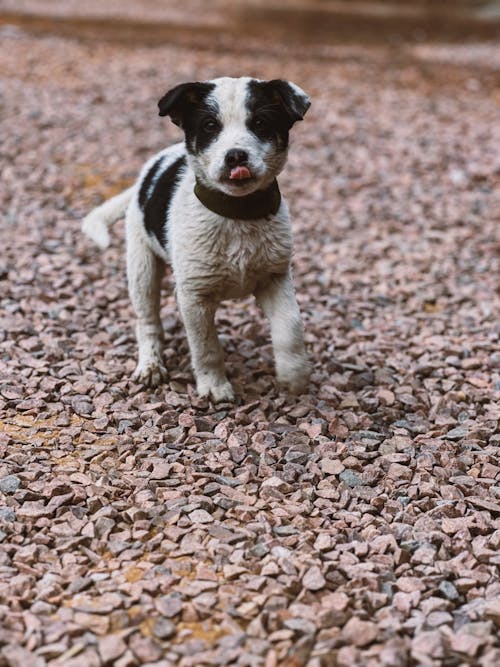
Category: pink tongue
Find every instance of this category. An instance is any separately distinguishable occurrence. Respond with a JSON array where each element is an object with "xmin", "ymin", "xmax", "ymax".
[{"xmin": 229, "ymin": 165, "xmax": 251, "ymax": 180}]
